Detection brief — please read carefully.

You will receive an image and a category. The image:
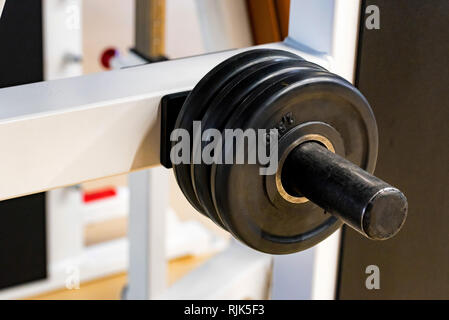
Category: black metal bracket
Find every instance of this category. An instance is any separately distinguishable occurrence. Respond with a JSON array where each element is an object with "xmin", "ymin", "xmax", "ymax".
[{"xmin": 160, "ymin": 91, "xmax": 191, "ymax": 169}]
